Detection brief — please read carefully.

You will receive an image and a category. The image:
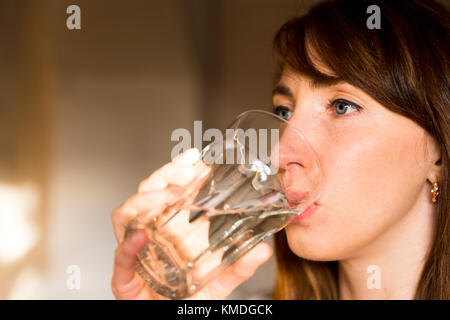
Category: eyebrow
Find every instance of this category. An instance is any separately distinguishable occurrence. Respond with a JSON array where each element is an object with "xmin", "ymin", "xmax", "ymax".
[
  {"xmin": 272, "ymin": 84, "xmax": 294, "ymax": 98},
  {"xmin": 272, "ymin": 78, "xmax": 344, "ymax": 98}
]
